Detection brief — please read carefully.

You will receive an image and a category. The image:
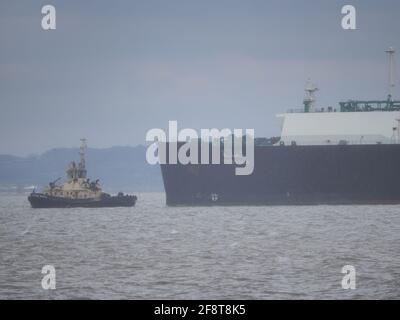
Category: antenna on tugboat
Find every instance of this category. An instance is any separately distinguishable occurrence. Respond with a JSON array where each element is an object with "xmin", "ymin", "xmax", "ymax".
[
  {"xmin": 385, "ymin": 47, "xmax": 396, "ymax": 99},
  {"xmin": 79, "ymin": 138, "xmax": 87, "ymax": 169}
]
